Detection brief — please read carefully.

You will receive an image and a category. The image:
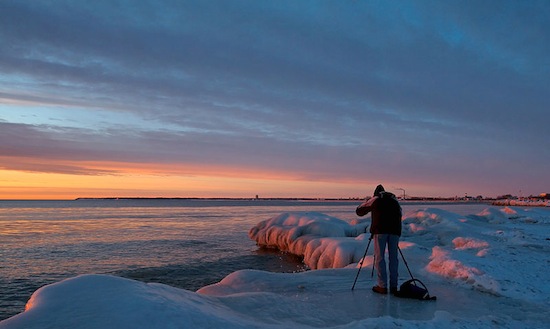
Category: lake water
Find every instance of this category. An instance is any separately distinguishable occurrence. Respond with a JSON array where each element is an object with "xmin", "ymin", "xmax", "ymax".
[{"xmin": 0, "ymin": 199, "xmax": 491, "ymax": 320}]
